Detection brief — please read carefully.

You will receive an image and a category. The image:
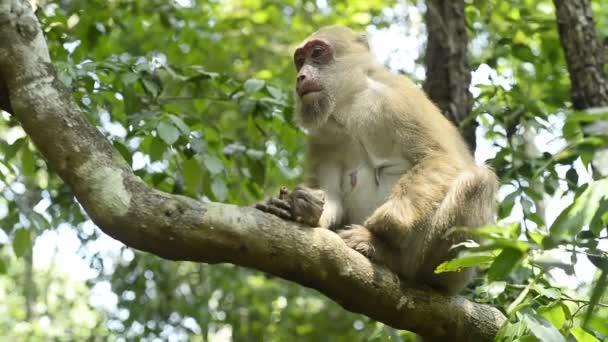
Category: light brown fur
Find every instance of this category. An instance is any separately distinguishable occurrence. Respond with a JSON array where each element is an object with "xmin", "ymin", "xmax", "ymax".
[{"xmin": 259, "ymin": 26, "xmax": 497, "ymax": 294}]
